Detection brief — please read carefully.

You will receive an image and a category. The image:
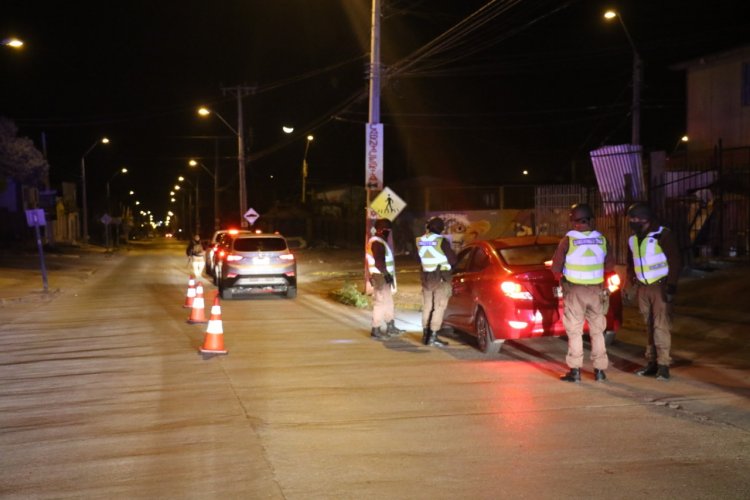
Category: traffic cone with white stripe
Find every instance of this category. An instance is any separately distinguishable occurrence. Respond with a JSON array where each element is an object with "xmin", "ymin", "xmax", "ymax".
[
  {"xmin": 183, "ymin": 275, "xmax": 196, "ymax": 308},
  {"xmin": 200, "ymin": 292, "xmax": 228, "ymax": 355},
  {"xmin": 187, "ymin": 282, "xmax": 208, "ymax": 324}
]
